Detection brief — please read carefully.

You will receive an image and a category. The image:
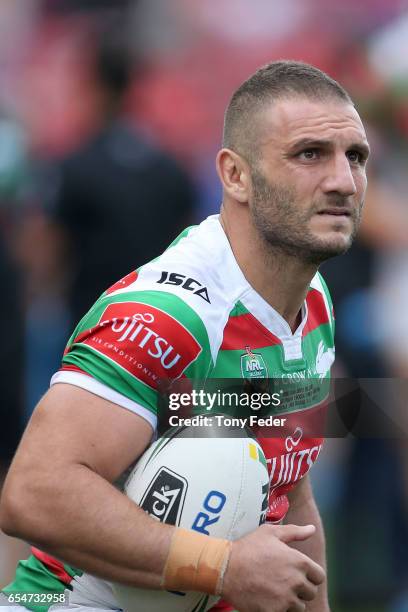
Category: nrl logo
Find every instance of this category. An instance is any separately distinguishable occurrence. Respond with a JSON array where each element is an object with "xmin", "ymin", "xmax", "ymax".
[{"xmin": 241, "ymin": 346, "xmax": 268, "ymax": 379}]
